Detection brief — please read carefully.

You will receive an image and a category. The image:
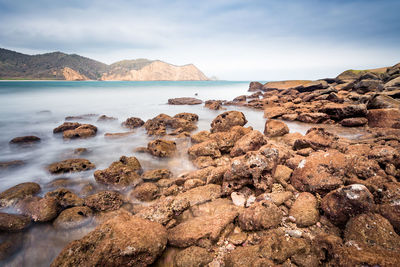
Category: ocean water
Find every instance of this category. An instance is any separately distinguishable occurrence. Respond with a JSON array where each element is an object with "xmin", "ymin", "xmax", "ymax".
[{"xmin": 0, "ymin": 81, "xmax": 363, "ymax": 266}]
